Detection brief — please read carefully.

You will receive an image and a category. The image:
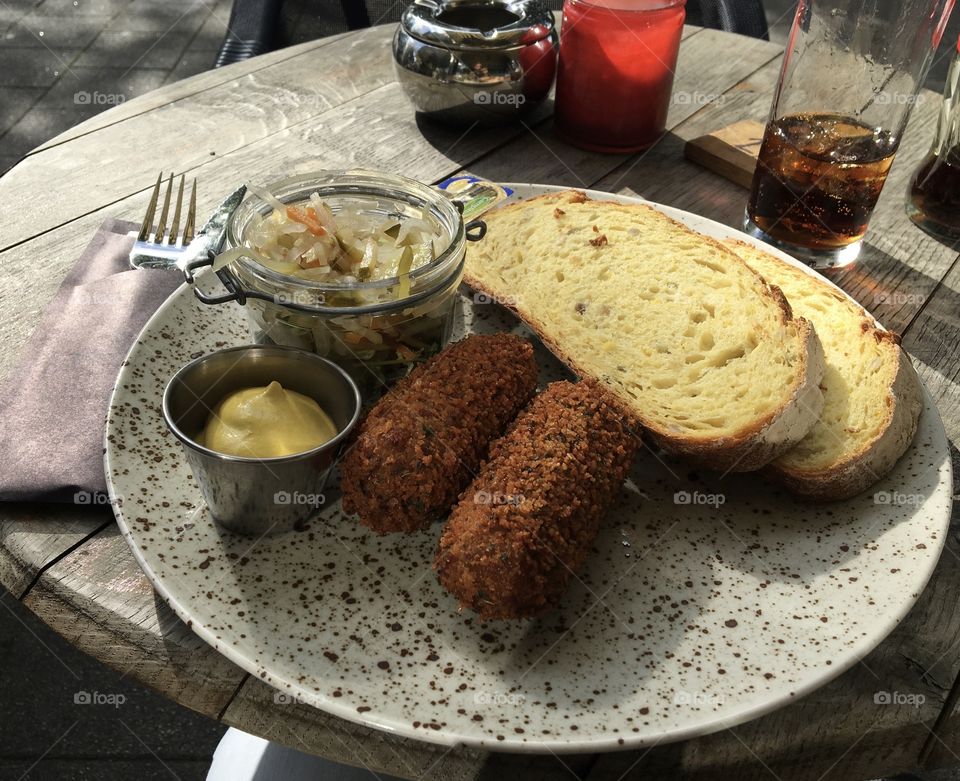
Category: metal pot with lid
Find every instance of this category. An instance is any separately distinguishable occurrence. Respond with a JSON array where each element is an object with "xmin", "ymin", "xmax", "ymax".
[{"xmin": 393, "ymin": 0, "xmax": 558, "ymax": 125}]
